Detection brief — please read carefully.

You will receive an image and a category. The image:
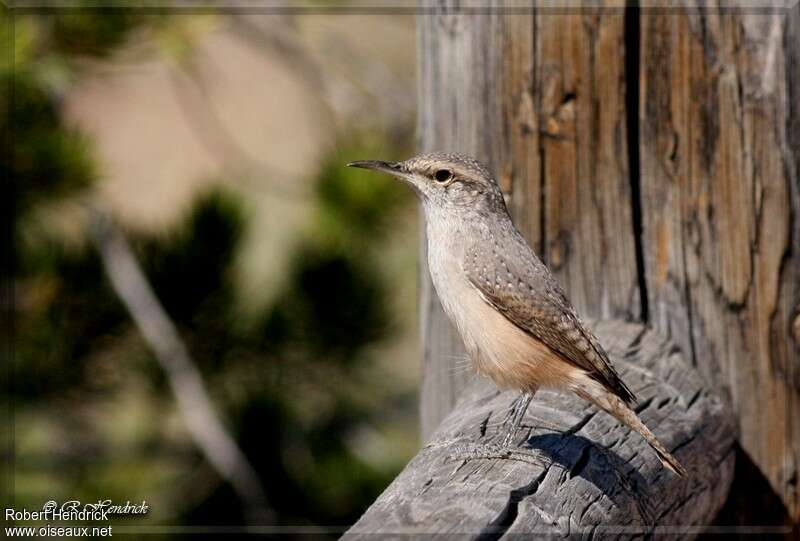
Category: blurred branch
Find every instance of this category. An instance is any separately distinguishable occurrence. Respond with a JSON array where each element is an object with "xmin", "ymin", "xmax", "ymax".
[{"xmin": 87, "ymin": 207, "xmax": 273, "ymax": 525}]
